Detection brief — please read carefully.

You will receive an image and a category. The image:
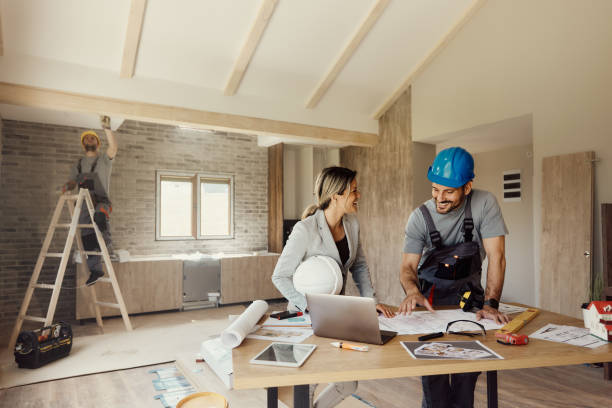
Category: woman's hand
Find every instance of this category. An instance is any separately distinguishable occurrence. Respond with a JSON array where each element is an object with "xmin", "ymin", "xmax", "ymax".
[{"xmin": 376, "ymin": 303, "xmax": 396, "ymax": 318}]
